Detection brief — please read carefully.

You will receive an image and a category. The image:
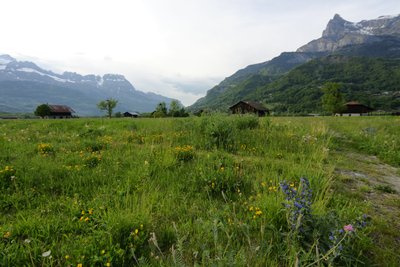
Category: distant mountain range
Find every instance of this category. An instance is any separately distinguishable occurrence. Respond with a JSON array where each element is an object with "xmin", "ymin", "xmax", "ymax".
[
  {"xmin": 0, "ymin": 55, "xmax": 176, "ymax": 116},
  {"xmin": 189, "ymin": 14, "xmax": 400, "ymax": 113}
]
